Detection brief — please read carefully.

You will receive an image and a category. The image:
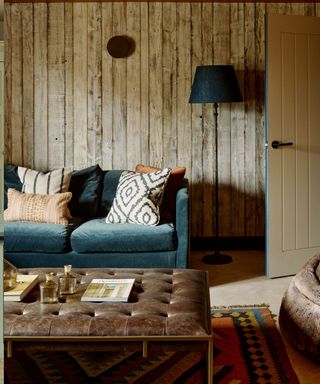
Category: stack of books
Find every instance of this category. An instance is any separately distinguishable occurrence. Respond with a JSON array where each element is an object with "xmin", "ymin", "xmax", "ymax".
[
  {"xmin": 81, "ymin": 278, "xmax": 135, "ymax": 302},
  {"xmin": 4, "ymin": 274, "xmax": 39, "ymax": 302}
]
